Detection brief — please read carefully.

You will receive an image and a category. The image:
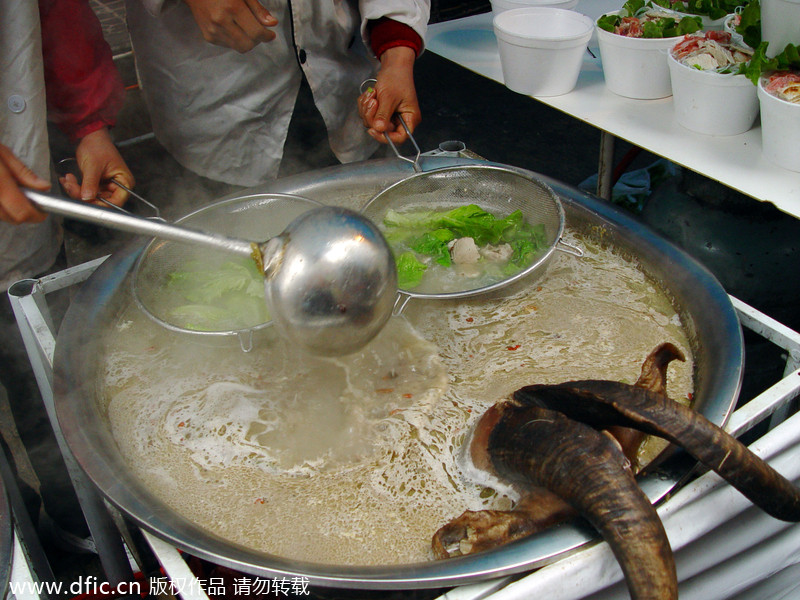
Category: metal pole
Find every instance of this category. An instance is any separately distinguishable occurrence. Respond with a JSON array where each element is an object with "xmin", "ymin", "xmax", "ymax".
[
  {"xmin": 597, "ymin": 131, "xmax": 615, "ymax": 201},
  {"xmin": 8, "ymin": 277, "xmax": 134, "ymax": 586}
]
